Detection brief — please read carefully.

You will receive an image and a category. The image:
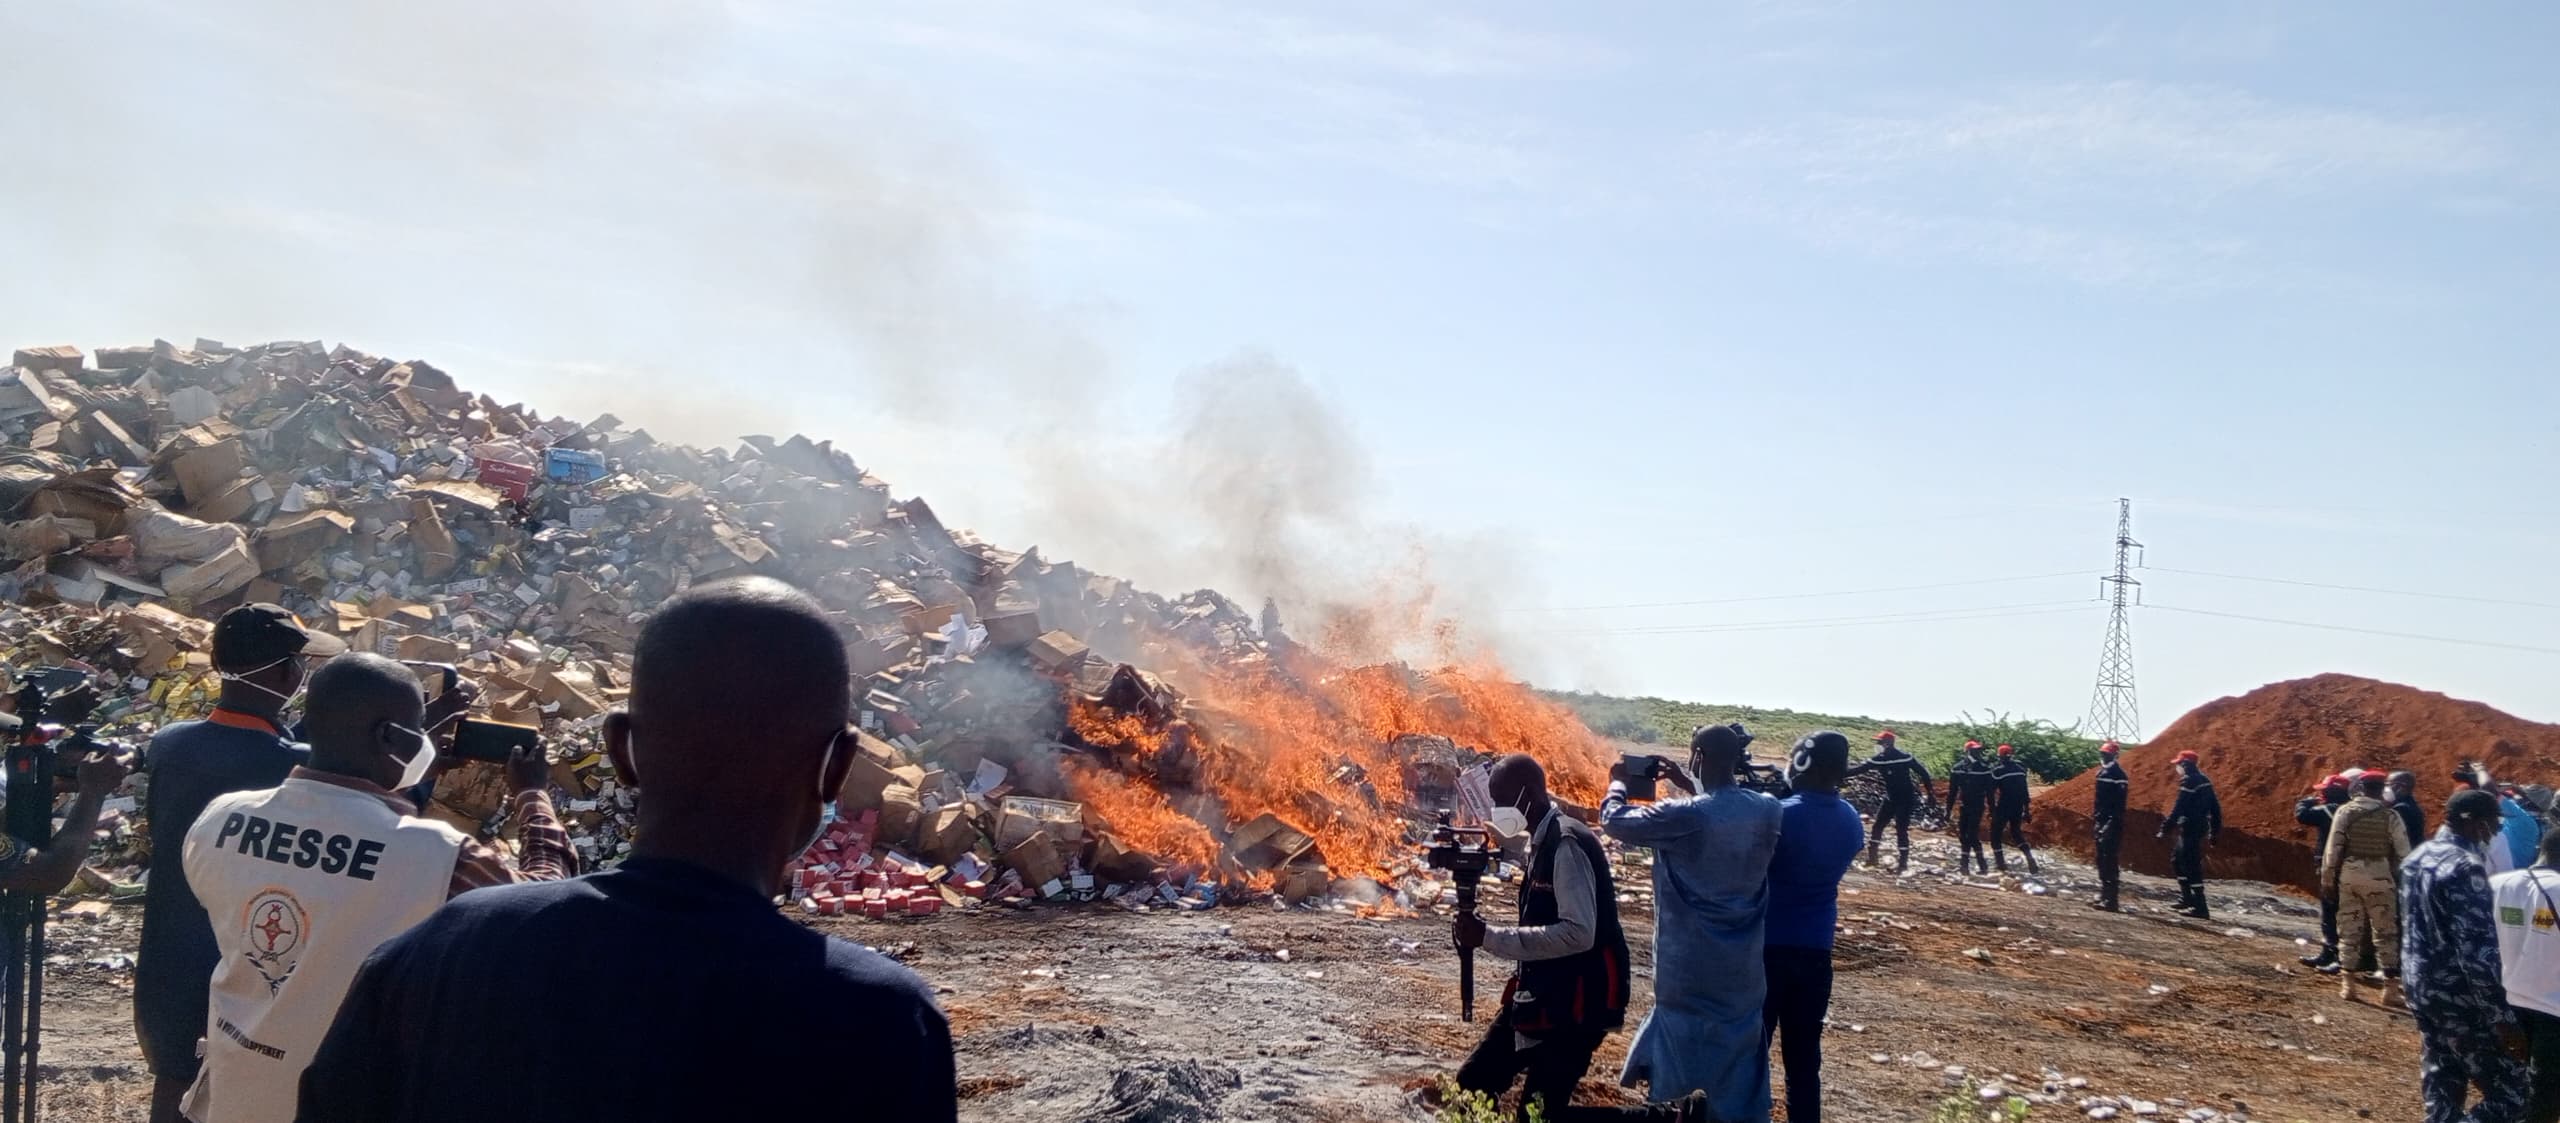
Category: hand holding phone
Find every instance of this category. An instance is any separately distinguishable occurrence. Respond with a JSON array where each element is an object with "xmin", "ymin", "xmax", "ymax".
[{"xmin": 450, "ymin": 718, "xmax": 541, "ymax": 765}]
